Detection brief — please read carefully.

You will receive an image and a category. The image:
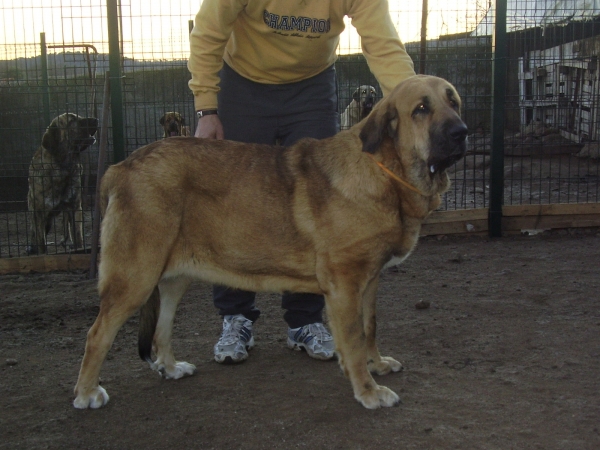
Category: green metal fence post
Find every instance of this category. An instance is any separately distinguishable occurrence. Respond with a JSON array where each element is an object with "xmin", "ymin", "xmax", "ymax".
[
  {"xmin": 39, "ymin": 32, "xmax": 51, "ymax": 125},
  {"xmin": 106, "ymin": 0, "xmax": 125, "ymax": 163},
  {"xmin": 489, "ymin": 0, "xmax": 508, "ymax": 237}
]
